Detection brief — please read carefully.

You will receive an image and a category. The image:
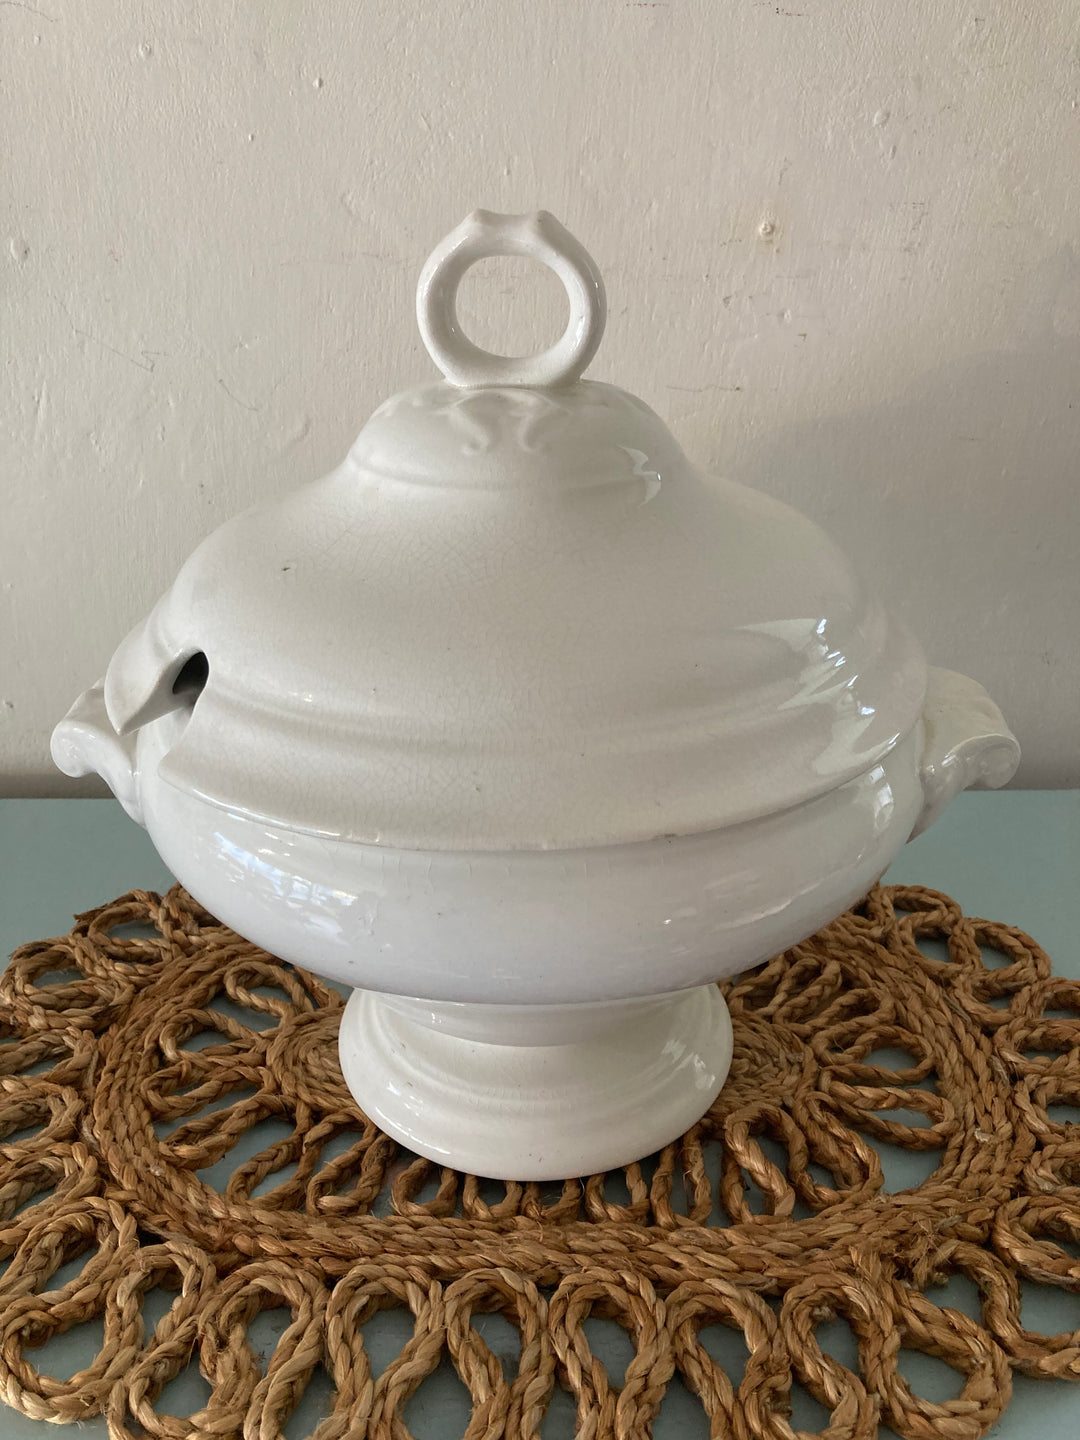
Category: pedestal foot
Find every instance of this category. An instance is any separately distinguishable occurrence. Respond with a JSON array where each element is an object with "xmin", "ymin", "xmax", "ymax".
[{"xmin": 337, "ymin": 984, "xmax": 732, "ymax": 1181}]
